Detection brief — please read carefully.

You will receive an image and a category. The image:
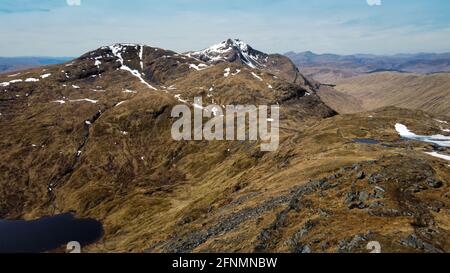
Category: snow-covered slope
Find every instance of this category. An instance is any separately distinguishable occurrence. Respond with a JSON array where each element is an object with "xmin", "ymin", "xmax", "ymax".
[{"xmin": 186, "ymin": 39, "xmax": 269, "ymax": 69}]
